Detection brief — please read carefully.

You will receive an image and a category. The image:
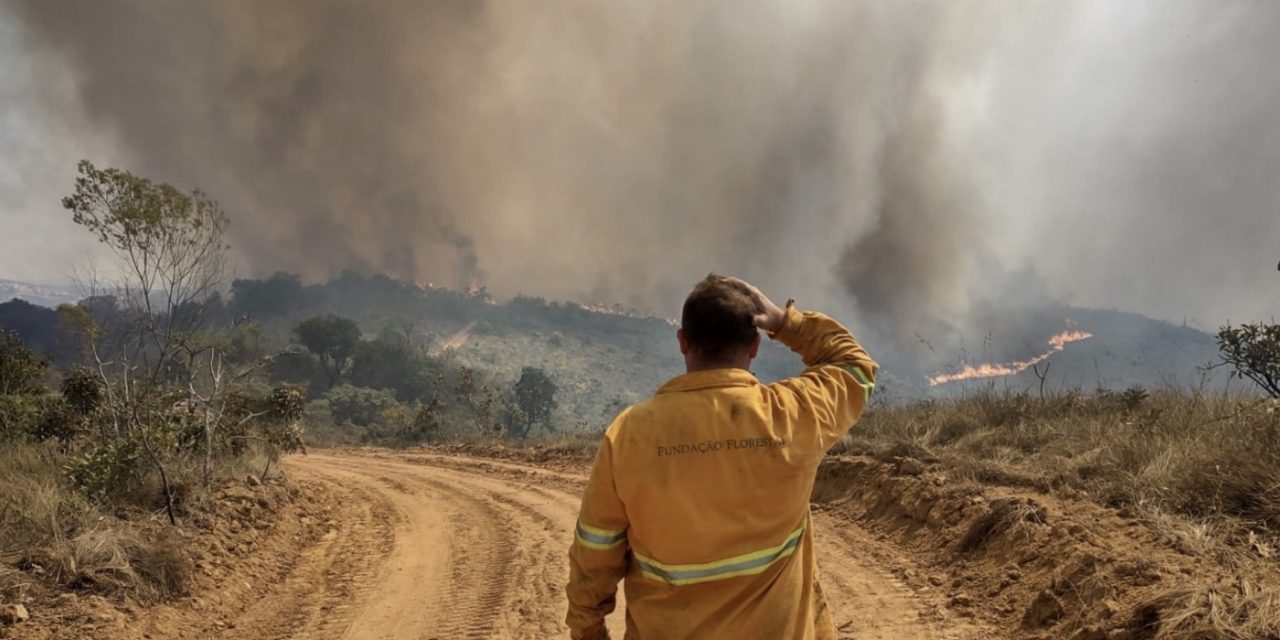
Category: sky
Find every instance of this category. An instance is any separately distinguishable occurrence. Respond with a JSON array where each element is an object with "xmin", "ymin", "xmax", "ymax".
[{"xmin": 0, "ymin": 0, "xmax": 1276, "ymax": 367}]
